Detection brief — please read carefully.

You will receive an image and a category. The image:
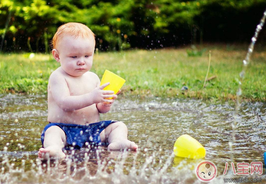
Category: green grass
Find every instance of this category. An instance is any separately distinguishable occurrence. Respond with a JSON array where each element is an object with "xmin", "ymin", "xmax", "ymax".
[{"xmin": 1, "ymin": 44, "xmax": 266, "ymax": 101}]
